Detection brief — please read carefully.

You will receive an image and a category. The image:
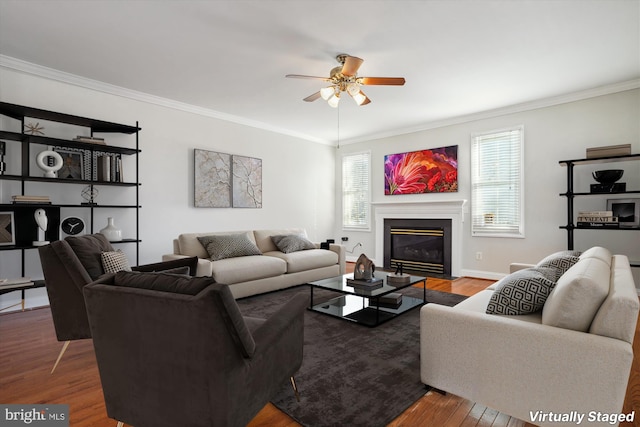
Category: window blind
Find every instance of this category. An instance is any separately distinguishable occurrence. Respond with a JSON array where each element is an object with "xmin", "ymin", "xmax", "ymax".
[
  {"xmin": 342, "ymin": 151, "xmax": 370, "ymax": 230},
  {"xmin": 471, "ymin": 126, "xmax": 524, "ymax": 237}
]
